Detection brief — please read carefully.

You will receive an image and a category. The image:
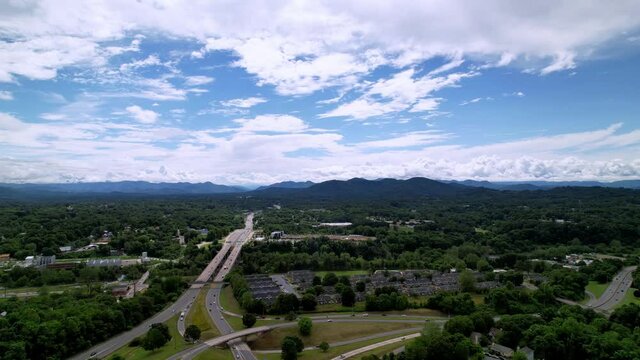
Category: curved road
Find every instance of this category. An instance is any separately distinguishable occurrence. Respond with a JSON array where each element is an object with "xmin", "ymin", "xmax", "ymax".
[
  {"xmin": 329, "ymin": 332, "xmax": 421, "ymax": 360},
  {"xmin": 70, "ymin": 213, "xmax": 253, "ymax": 360},
  {"xmin": 170, "ymin": 317, "xmax": 439, "ymax": 359}
]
